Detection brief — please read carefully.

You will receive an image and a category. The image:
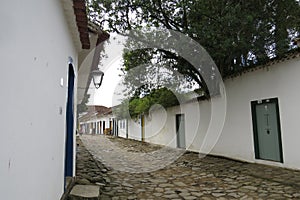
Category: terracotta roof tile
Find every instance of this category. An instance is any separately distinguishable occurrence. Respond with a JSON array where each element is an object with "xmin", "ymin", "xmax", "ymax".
[
  {"xmin": 79, "ymin": 106, "xmax": 112, "ymax": 122},
  {"xmin": 97, "ymin": 31, "xmax": 110, "ymax": 45},
  {"xmin": 72, "ymin": 0, "xmax": 90, "ymax": 49}
]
